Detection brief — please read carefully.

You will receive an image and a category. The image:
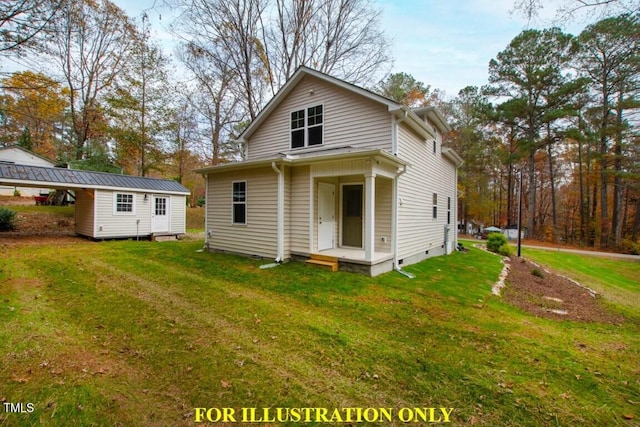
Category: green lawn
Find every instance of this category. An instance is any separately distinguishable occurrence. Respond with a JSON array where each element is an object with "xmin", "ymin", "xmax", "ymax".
[{"xmin": 0, "ymin": 239, "xmax": 638, "ymax": 426}]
